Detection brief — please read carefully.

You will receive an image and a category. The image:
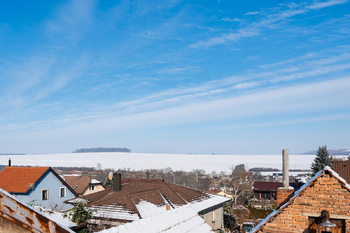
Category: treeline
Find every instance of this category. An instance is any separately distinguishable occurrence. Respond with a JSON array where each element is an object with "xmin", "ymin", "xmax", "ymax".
[
  {"xmin": 0, "ymin": 153, "xmax": 26, "ymax": 155},
  {"xmin": 73, "ymin": 147, "xmax": 131, "ymax": 153},
  {"xmin": 249, "ymin": 167, "xmax": 279, "ymax": 172}
]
